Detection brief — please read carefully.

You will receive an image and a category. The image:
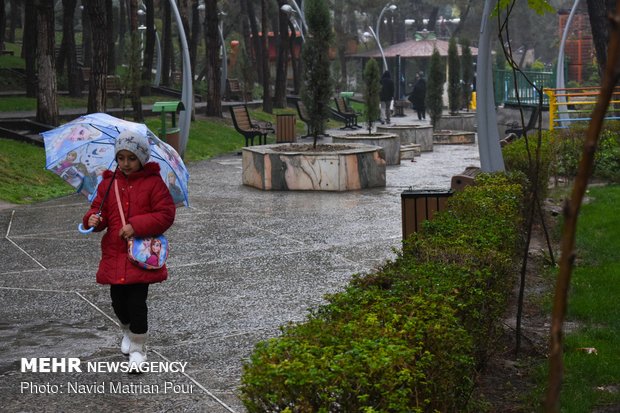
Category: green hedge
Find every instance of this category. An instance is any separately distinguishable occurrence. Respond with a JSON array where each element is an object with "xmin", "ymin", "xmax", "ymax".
[
  {"xmin": 502, "ymin": 123, "xmax": 620, "ymax": 189},
  {"xmin": 240, "ymin": 173, "xmax": 524, "ymax": 412}
]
